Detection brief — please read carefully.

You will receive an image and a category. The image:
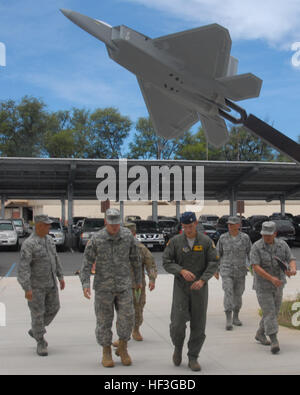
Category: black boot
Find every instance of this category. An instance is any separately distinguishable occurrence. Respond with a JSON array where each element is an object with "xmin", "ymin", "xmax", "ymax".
[
  {"xmin": 269, "ymin": 334, "xmax": 280, "ymax": 354},
  {"xmin": 233, "ymin": 310, "xmax": 242, "ymax": 326},
  {"xmin": 225, "ymin": 311, "xmax": 233, "ymax": 331},
  {"xmin": 172, "ymin": 346, "xmax": 183, "ymax": 366}
]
